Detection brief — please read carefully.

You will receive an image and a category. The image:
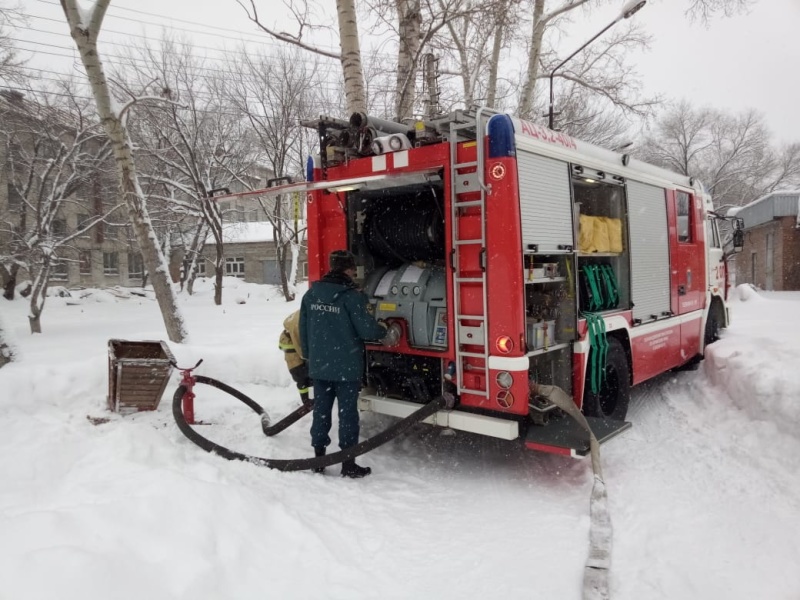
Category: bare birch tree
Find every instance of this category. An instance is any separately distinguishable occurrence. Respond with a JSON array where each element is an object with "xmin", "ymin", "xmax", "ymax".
[
  {"xmin": 59, "ymin": 0, "xmax": 188, "ymax": 343},
  {"xmin": 238, "ymin": 0, "xmax": 366, "ymax": 115},
  {"xmin": 686, "ymin": 0, "xmax": 753, "ymax": 23},
  {"xmin": 639, "ymin": 100, "xmax": 800, "ymax": 207},
  {"xmin": 0, "ymin": 84, "xmax": 120, "ymax": 333},
  {"xmin": 0, "ymin": 0, "xmax": 25, "ymax": 84},
  {"xmin": 116, "ymin": 37, "xmax": 257, "ymax": 306},
  {"xmin": 224, "ymin": 47, "xmax": 319, "ymax": 301}
]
